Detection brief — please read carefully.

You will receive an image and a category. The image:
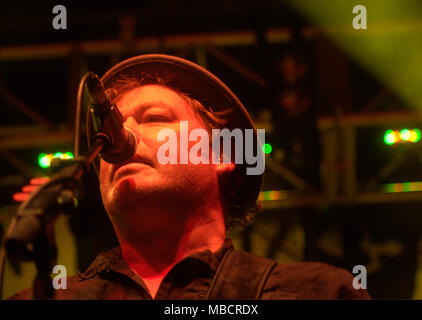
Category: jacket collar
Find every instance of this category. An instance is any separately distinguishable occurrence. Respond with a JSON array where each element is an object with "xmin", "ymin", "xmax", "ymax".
[{"xmin": 78, "ymin": 238, "xmax": 234, "ymax": 287}]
